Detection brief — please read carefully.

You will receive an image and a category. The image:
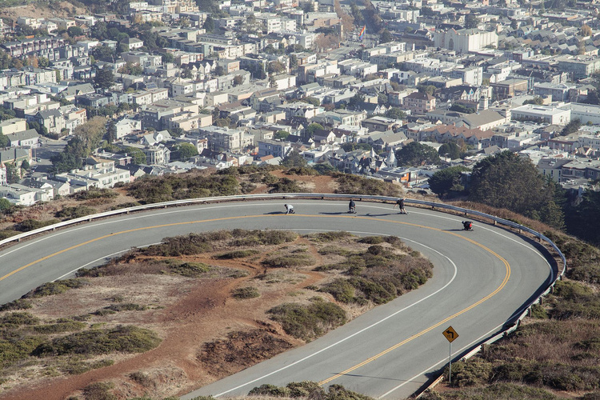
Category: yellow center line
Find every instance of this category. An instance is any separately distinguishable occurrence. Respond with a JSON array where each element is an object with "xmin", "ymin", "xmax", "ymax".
[{"xmin": 0, "ymin": 213, "xmax": 511, "ymax": 388}]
